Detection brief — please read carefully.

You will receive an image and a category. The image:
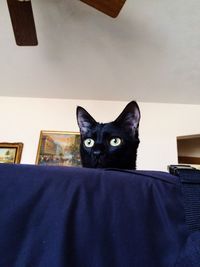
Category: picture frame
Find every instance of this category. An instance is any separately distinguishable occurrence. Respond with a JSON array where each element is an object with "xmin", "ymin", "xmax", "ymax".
[
  {"xmin": 36, "ymin": 131, "xmax": 81, "ymax": 167},
  {"xmin": 0, "ymin": 142, "xmax": 23, "ymax": 164}
]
